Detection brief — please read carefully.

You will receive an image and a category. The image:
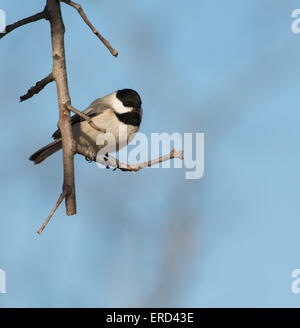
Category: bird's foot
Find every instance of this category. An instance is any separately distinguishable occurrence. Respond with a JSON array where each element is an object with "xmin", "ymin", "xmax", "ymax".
[
  {"xmin": 103, "ymin": 155, "xmax": 110, "ymax": 169},
  {"xmin": 85, "ymin": 150, "xmax": 97, "ymax": 163}
]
